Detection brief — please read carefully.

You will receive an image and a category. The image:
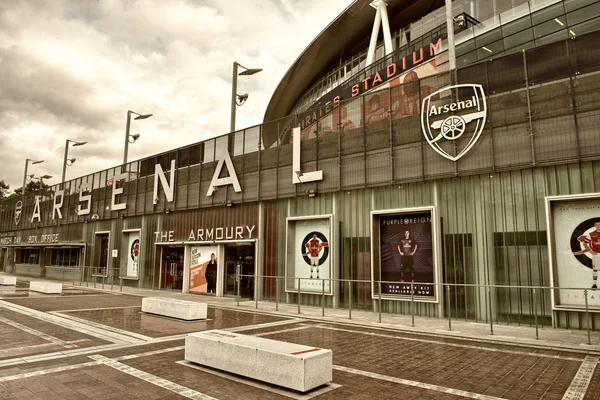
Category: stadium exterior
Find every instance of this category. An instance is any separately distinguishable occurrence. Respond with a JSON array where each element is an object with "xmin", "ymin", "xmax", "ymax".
[{"xmin": 1, "ymin": 0, "xmax": 600, "ymax": 330}]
